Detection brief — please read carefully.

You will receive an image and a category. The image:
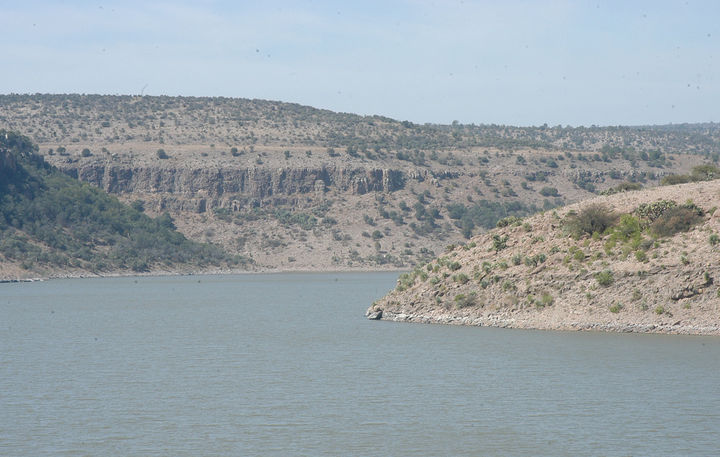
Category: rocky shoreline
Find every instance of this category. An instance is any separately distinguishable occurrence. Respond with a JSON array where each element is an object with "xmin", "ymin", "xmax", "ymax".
[{"xmin": 368, "ymin": 309, "xmax": 720, "ymax": 336}]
